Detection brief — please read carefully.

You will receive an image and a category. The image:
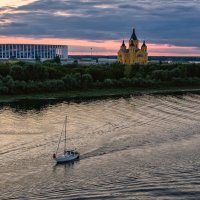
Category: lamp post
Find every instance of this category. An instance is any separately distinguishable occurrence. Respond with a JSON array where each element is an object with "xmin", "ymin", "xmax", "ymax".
[{"xmin": 90, "ymin": 48, "xmax": 93, "ymax": 63}]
